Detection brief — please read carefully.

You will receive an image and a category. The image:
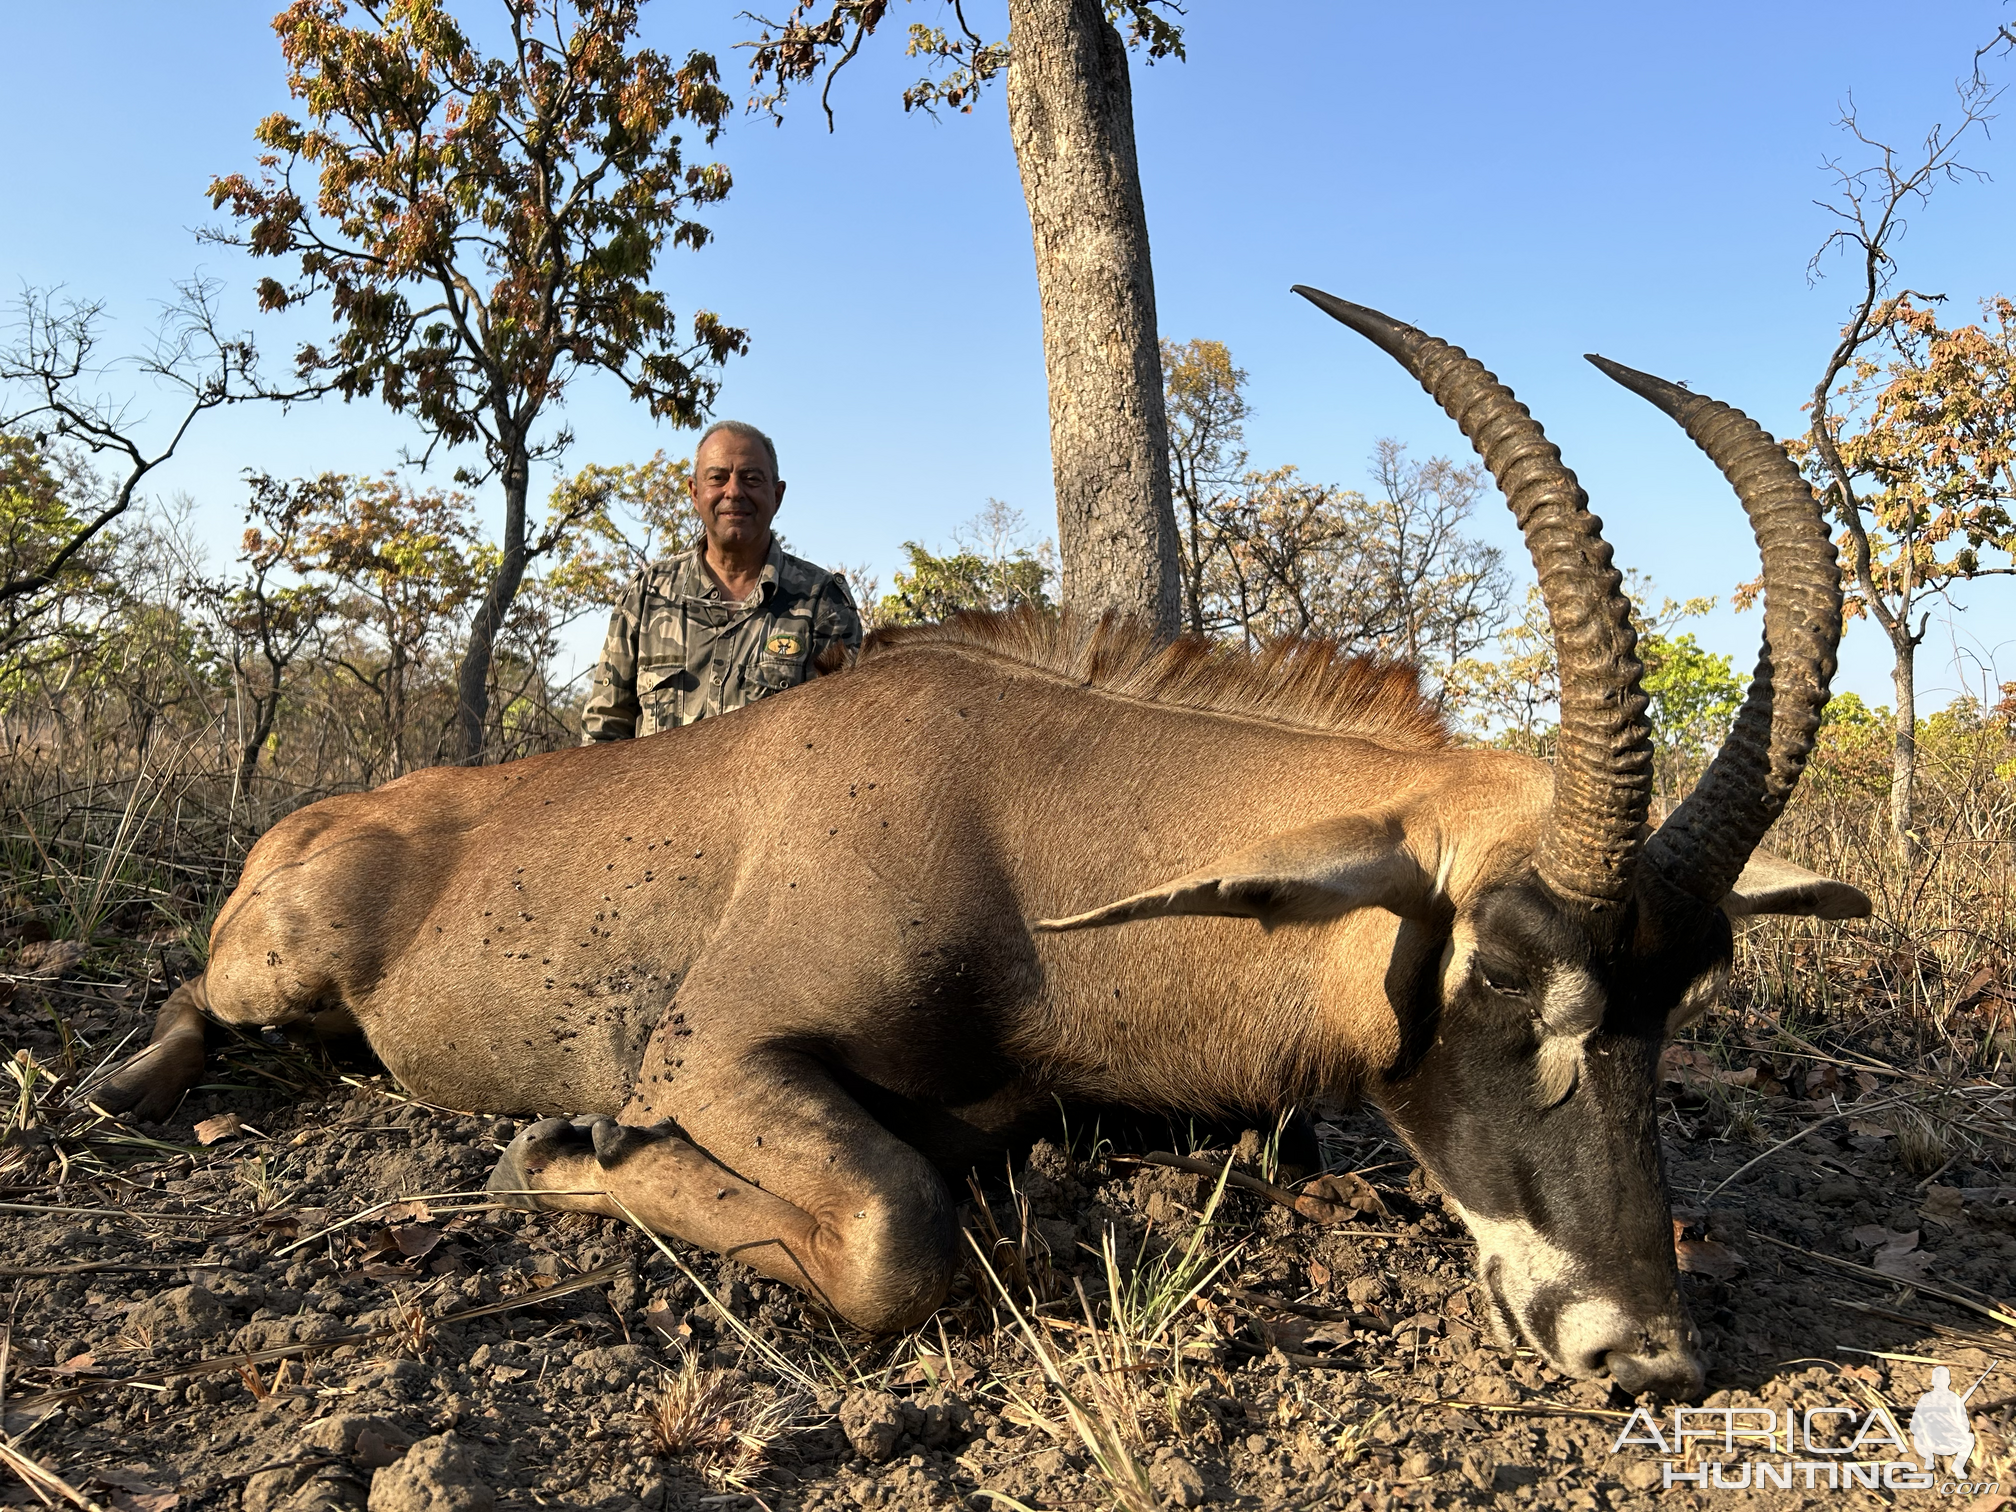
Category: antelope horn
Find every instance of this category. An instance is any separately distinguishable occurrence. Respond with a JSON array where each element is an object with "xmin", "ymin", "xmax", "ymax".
[
  {"xmin": 1586, "ymin": 355, "xmax": 1843, "ymax": 905},
  {"xmin": 1294, "ymin": 287, "xmax": 1652, "ymax": 909}
]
